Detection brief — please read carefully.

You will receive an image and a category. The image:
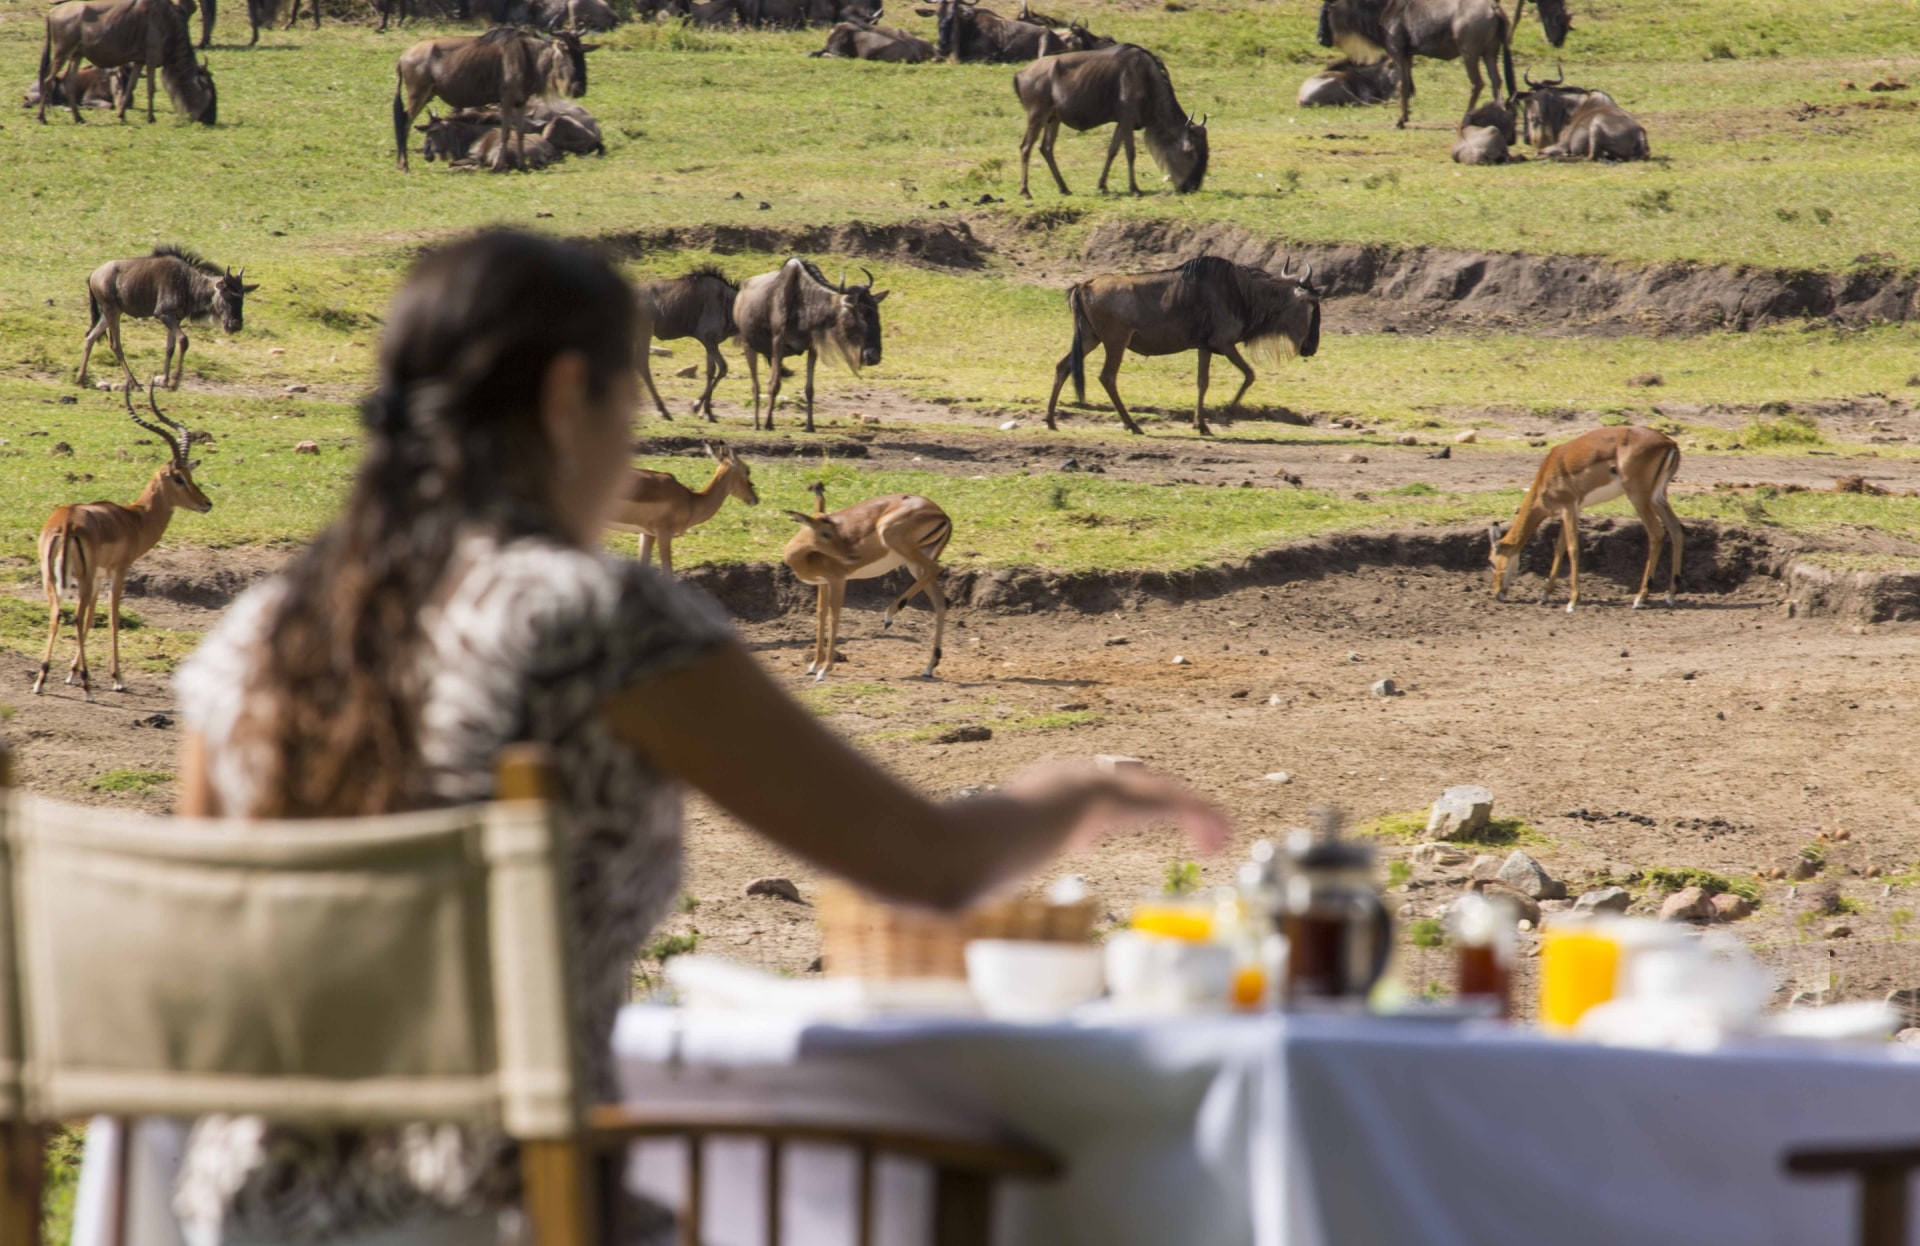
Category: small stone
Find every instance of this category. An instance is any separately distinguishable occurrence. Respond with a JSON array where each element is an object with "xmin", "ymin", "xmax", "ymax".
[
  {"xmin": 1370, "ymin": 678, "xmax": 1398, "ymax": 697},
  {"xmin": 1396, "ymin": 433, "xmax": 1419, "ymax": 446},
  {"xmin": 1461, "ymin": 881, "xmax": 1540, "ymax": 927},
  {"xmin": 1264, "ymin": 771, "xmax": 1293, "ymax": 784},
  {"xmin": 936, "ymin": 724, "xmax": 992, "ymax": 744},
  {"xmin": 998, "ymin": 419, "xmax": 1020, "ymax": 431},
  {"xmin": 1426, "ymin": 446, "xmax": 1451, "ymax": 460},
  {"xmin": 757, "ymin": 201, "xmax": 772, "ymax": 210},
  {"xmin": 1791, "ymin": 856, "xmax": 1821, "ymax": 880},
  {"xmin": 1795, "ymin": 882, "xmax": 1843, "ymax": 915},
  {"xmin": 1425, "ymin": 784, "xmax": 1493, "ymax": 841},
  {"xmin": 1469, "ymin": 854, "xmax": 1503, "ymax": 881},
  {"xmin": 50, "ymin": 442, "xmax": 72, "ymax": 457},
  {"xmin": 1053, "ymin": 702, "xmax": 1089, "ymax": 712},
  {"xmin": 1454, "ymin": 429, "xmax": 1478, "ymax": 444},
  {"xmin": 1627, "ymin": 373, "xmax": 1664, "ymax": 387},
  {"xmin": 1339, "ymin": 452, "xmax": 1369, "ymax": 464},
  {"xmin": 269, "ymin": 347, "xmax": 286, "ymax": 356},
  {"xmin": 746, "ymin": 877, "xmax": 804, "ymax": 904},
  {"xmin": 1827, "ymin": 922, "xmax": 1854, "ymax": 939},
  {"xmin": 1497, "ymin": 851, "xmax": 1562, "ymax": 900},
  {"xmin": 1171, "ymin": 655, "xmax": 1191, "ymax": 666},
  {"xmin": 1230, "ymin": 689, "xmax": 1250, "ymax": 699},
  {"xmin": 1573, "ymin": 887, "xmax": 1632, "ymax": 915},
  {"xmin": 1659, "ymin": 886, "xmax": 1714, "ymax": 922},
  {"xmin": 130, "ymin": 712, "xmax": 174, "ymax": 729},
  {"xmin": 1411, "ymin": 843, "xmax": 1469, "ymax": 869},
  {"xmin": 1267, "ymin": 694, "xmax": 1283, "ymax": 706},
  {"xmin": 806, "ymin": 956, "xmax": 824, "ymax": 973},
  {"xmin": 674, "ymin": 364, "xmax": 699, "ymax": 379},
  {"xmin": 1094, "ymin": 754, "xmax": 1145, "ymax": 771},
  {"xmin": 283, "ymin": 383, "xmax": 308, "ymax": 394},
  {"xmin": 1710, "ymin": 892, "xmax": 1753, "ymax": 922},
  {"xmin": 1059, "ymin": 458, "xmax": 1081, "ymax": 472},
  {"xmin": 1865, "ymin": 864, "xmax": 1882, "ymax": 879},
  {"xmin": 294, "ymin": 440, "xmax": 320, "ymax": 455},
  {"xmin": 1104, "ymin": 636, "xmax": 1129, "ymax": 646}
]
